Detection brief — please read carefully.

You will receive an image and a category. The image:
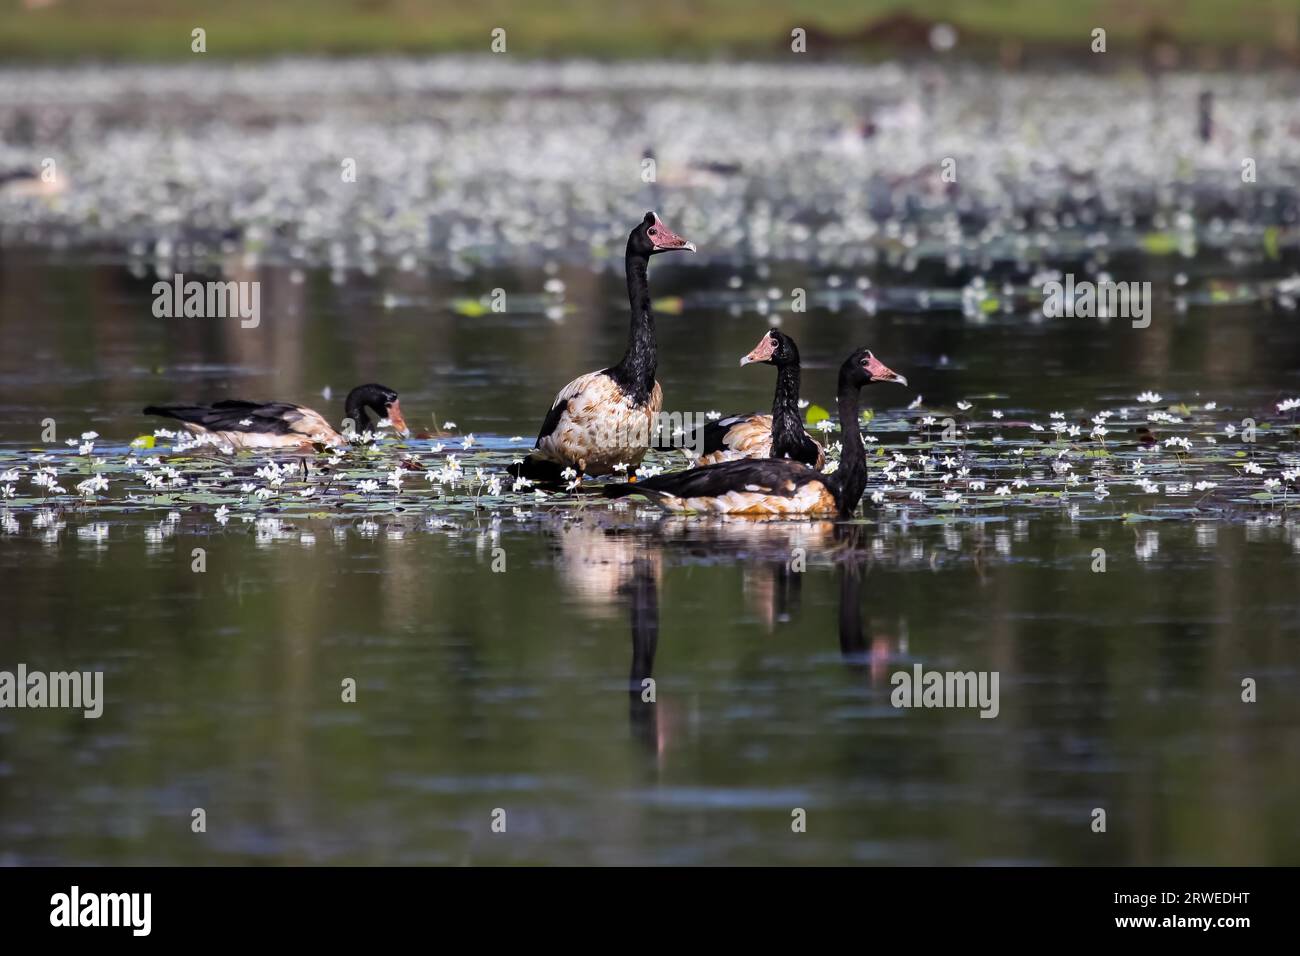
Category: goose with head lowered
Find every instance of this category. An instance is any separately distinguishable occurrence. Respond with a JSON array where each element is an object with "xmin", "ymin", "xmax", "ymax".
[
  {"xmin": 508, "ymin": 212, "xmax": 695, "ymax": 482},
  {"xmin": 691, "ymin": 328, "xmax": 824, "ymax": 469},
  {"xmin": 142, "ymin": 383, "xmax": 408, "ymax": 451},
  {"xmin": 603, "ymin": 348, "xmax": 906, "ymax": 516}
]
